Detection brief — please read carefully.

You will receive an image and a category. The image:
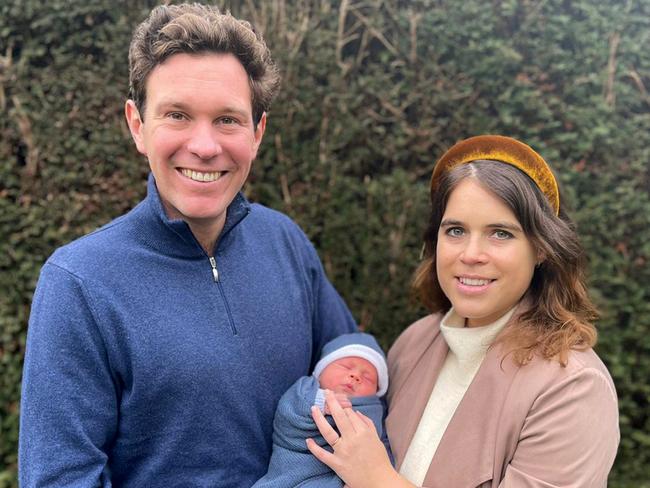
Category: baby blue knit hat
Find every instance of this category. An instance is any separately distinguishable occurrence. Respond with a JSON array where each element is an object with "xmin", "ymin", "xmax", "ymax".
[{"xmin": 313, "ymin": 332, "xmax": 389, "ymax": 396}]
